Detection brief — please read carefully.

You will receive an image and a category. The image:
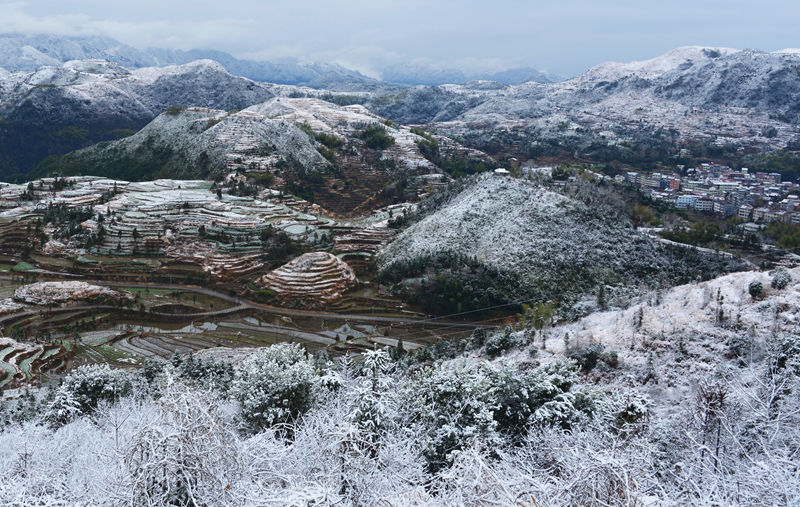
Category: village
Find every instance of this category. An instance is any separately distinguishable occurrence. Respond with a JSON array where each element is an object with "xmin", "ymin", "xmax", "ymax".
[{"xmin": 620, "ymin": 163, "xmax": 800, "ymax": 229}]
